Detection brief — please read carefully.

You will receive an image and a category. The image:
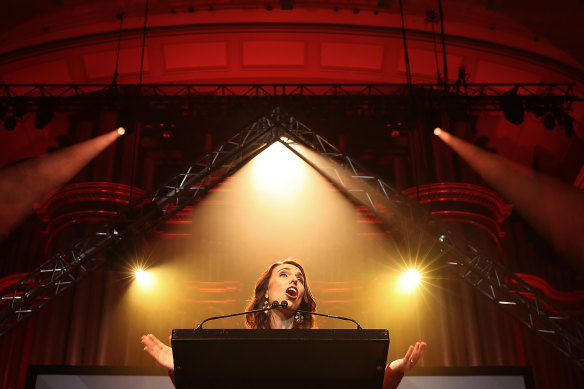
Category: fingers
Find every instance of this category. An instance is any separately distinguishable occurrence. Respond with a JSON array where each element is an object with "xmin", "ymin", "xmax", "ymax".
[
  {"xmin": 141, "ymin": 334, "xmax": 156, "ymax": 357},
  {"xmin": 141, "ymin": 334, "xmax": 158, "ymax": 349},
  {"xmin": 141, "ymin": 333, "xmax": 175, "ymax": 371},
  {"xmin": 403, "ymin": 345, "xmax": 414, "ymax": 362},
  {"xmin": 389, "ymin": 341, "xmax": 427, "ymax": 373},
  {"xmin": 407, "ymin": 341, "xmax": 427, "ymax": 367},
  {"xmin": 141, "ymin": 334, "xmax": 168, "ymax": 356}
]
